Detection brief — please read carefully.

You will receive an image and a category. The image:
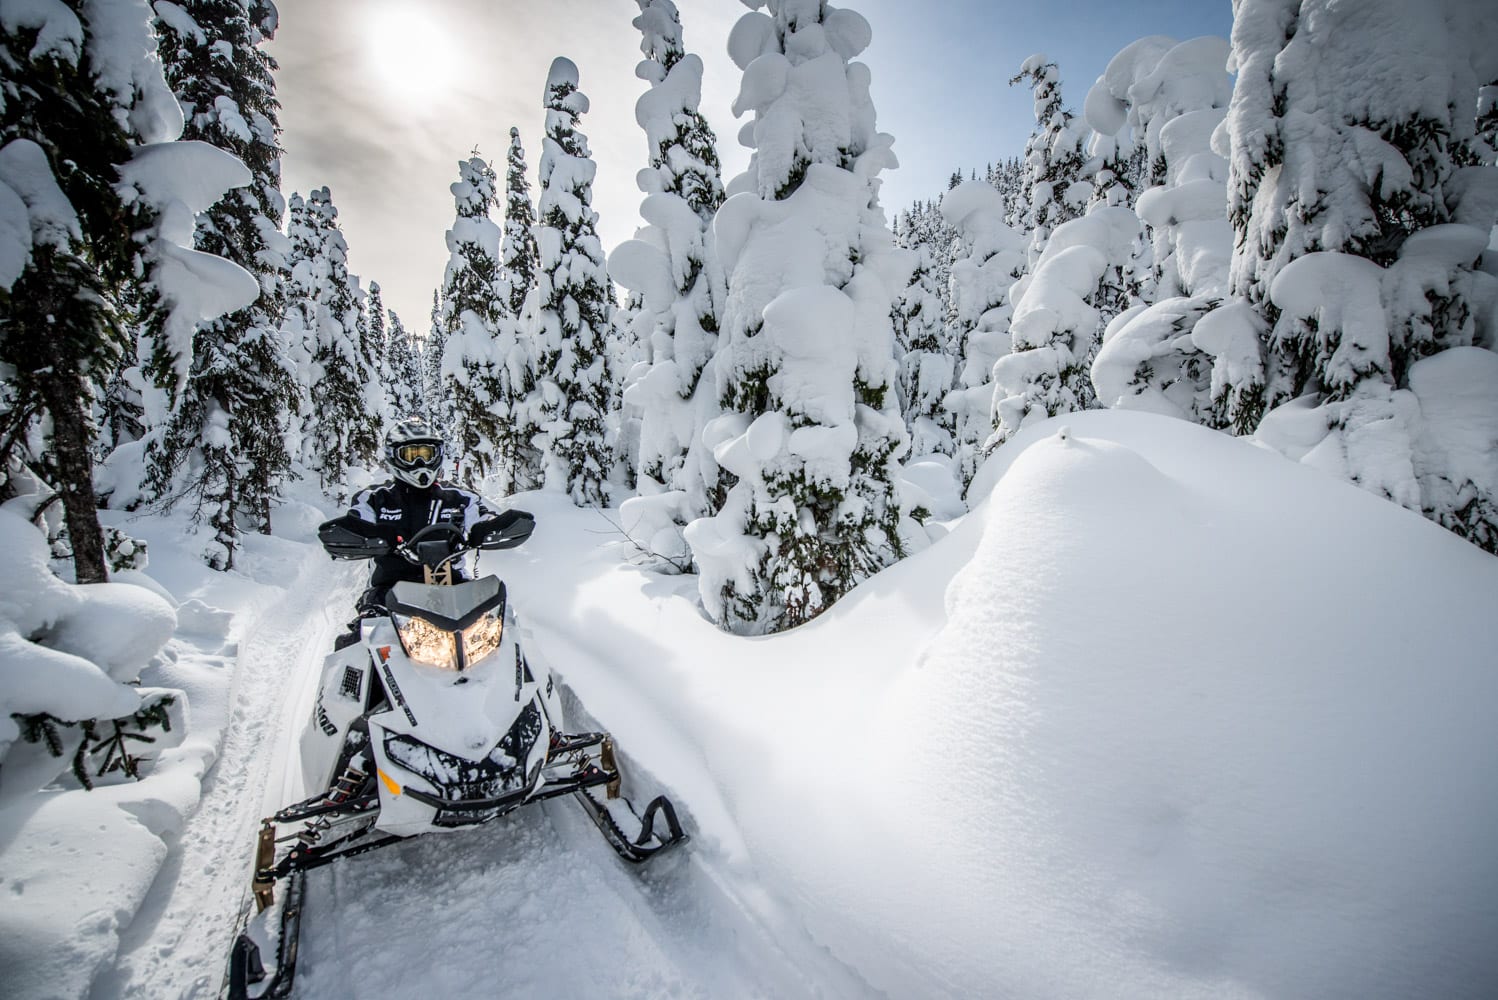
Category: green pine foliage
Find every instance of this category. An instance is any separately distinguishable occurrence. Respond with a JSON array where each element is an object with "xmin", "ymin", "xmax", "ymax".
[
  {"xmin": 501, "ymin": 128, "xmax": 539, "ymax": 319},
  {"xmin": 16, "ymin": 694, "xmax": 176, "ymax": 791},
  {"xmin": 0, "ymin": 1, "xmax": 170, "ymax": 583},
  {"xmin": 383, "ymin": 309, "xmax": 424, "ymax": 423},
  {"xmin": 421, "ymin": 289, "xmax": 449, "ymax": 434},
  {"xmin": 142, "ymin": 0, "xmax": 297, "ymax": 567}
]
